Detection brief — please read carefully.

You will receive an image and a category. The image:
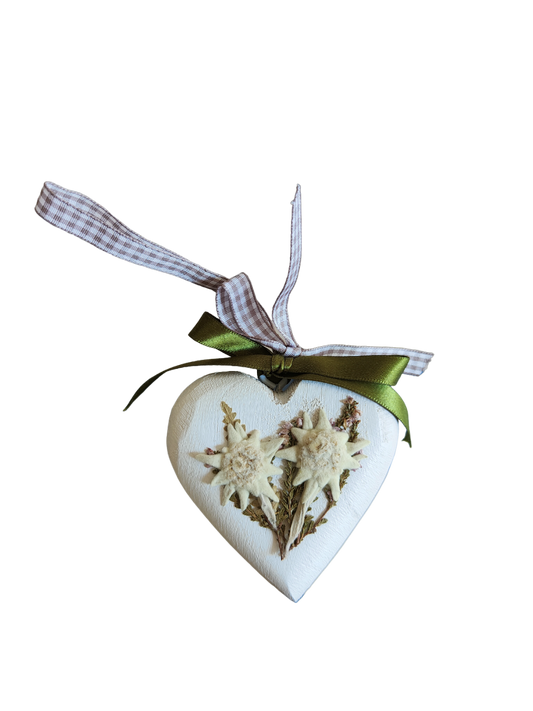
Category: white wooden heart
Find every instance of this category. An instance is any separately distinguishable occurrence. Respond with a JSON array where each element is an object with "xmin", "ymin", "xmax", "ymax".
[{"xmin": 167, "ymin": 371, "xmax": 399, "ymax": 601}]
